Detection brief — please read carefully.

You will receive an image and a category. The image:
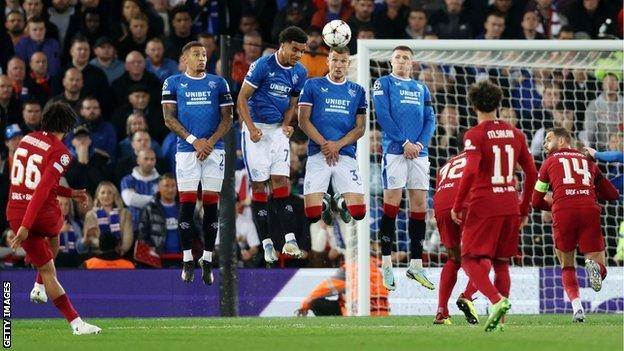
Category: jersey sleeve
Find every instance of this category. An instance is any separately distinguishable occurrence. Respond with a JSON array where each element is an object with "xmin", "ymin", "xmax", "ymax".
[
  {"xmin": 298, "ymin": 80, "xmax": 314, "ymax": 106},
  {"xmin": 416, "ymin": 84, "xmax": 436, "ymax": 149},
  {"xmin": 218, "ymin": 78, "xmax": 234, "ymax": 107},
  {"xmin": 356, "ymin": 84, "xmax": 367, "ymax": 114},
  {"xmin": 161, "ymin": 76, "xmax": 177, "ymax": 104},
  {"xmin": 21, "ymin": 149, "xmax": 72, "ymax": 229},
  {"xmin": 516, "ymin": 132, "xmax": 538, "ymax": 216},
  {"xmin": 243, "ymin": 59, "xmax": 266, "ymax": 89},
  {"xmin": 372, "ymin": 78, "xmax": 407, "ymax": 144},
  {"xmin": 535, "ymin": 157, "xmax": 551, "ymax": 193},
  {"xmin": 452, "ymin": 130, "xmax": 481, "ymax": 212}
]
